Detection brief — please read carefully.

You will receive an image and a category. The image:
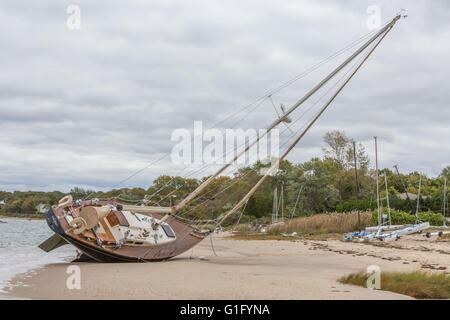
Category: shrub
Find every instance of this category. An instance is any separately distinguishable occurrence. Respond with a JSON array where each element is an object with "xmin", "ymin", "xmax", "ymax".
[
  {"xmin": 336, "ymin": 199, "xmax": 377, "ymax": 213},
  {"xmin": 371, "ymin": 208, "xmax": 444, "ymax": 226}
]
